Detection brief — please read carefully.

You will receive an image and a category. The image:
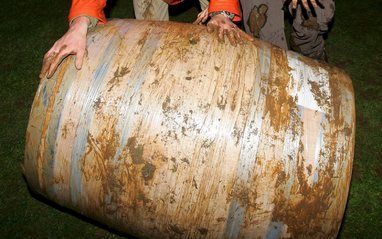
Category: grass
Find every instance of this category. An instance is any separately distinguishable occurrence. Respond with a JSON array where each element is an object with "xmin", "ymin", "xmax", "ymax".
[{"xmin": 0, "ymin": 0, "xmax": 381, "ymax": 238}]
